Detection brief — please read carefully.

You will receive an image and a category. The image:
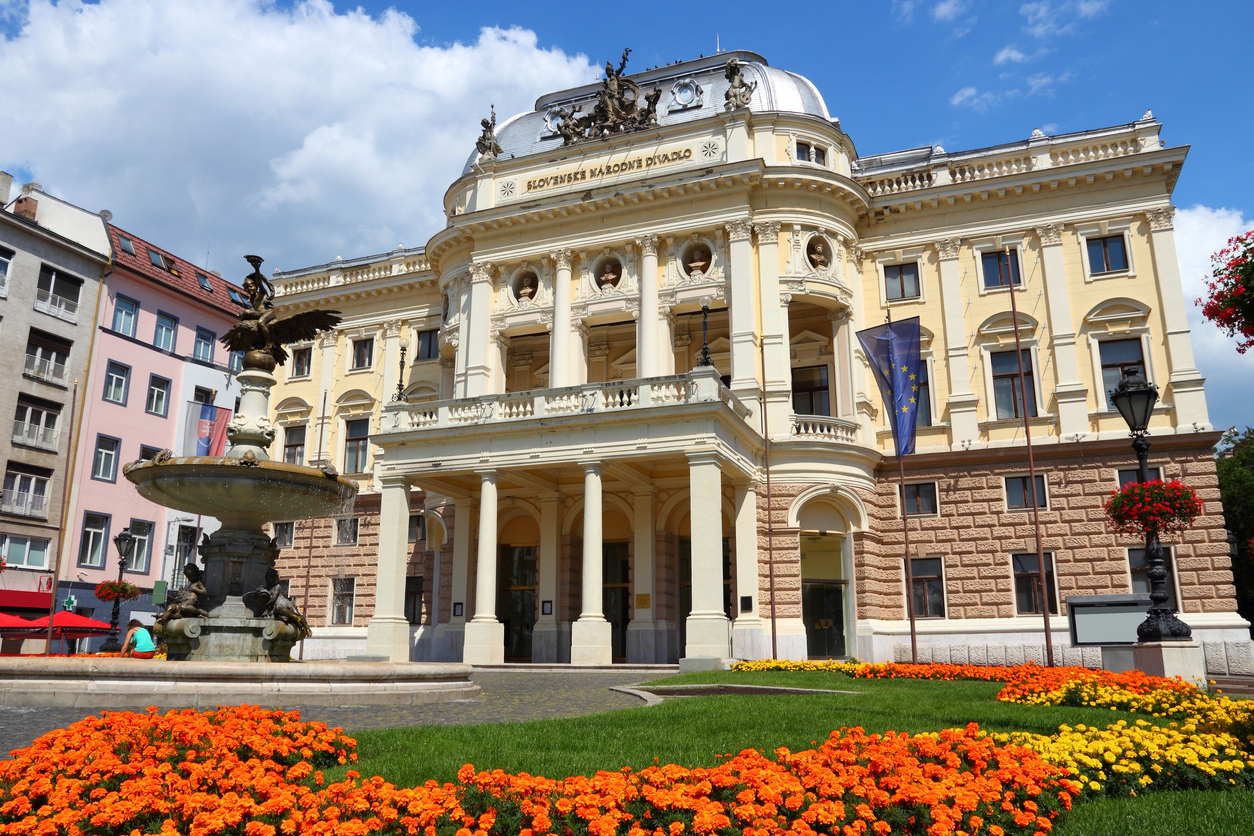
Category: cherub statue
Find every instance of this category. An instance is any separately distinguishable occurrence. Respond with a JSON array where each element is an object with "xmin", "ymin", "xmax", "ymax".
[
  {"xmin": 475, "ymin": 106, "xmax": 503, "ymax": 159},
  {"xmin": 157, "ymin": 564, "xmax": 210, "ymax": 624},
  {"xmin": 244, "ymin": 566, "xmax": 313, "ymax": 639}
]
